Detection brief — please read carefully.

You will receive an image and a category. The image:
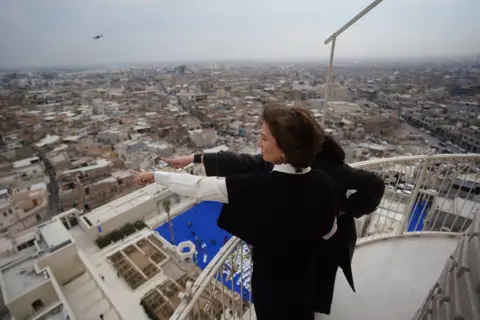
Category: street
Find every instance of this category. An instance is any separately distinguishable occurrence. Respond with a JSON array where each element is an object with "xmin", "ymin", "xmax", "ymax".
[
  {"xmin": 37, "ymin": 149, "xmax": 60, "ymax": 216},
  {"xmin": 403, "ymin": 123, "xmax": 462, "ymax": 153}
]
